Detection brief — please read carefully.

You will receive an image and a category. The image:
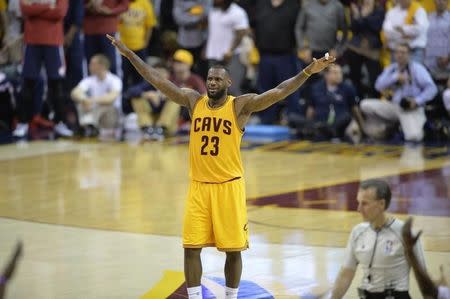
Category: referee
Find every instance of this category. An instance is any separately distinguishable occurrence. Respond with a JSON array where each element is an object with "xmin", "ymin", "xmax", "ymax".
[{"xmin": 331, "ymin": 179, "xmax": 426, "ymax": 299}]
